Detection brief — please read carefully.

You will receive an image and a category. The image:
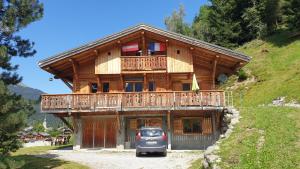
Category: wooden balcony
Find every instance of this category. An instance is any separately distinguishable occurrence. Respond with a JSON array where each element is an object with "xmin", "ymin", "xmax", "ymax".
[
  {"xmin": 121, "ymin": 55, "xmax": 167, "ymax": 71},
  {"xmin": 41, "ymin": 91, "xmax": 233, "ymax": 113}
]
